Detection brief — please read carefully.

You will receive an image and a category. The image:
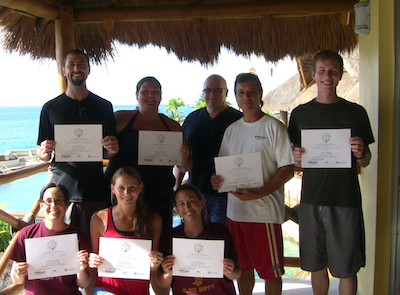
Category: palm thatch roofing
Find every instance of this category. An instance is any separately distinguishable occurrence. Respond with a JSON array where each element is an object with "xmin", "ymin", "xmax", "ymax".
[
  {"xmin": 263, "ymin": 71, "xmax": 359, "ymax": 113},
  {"xmin": 0, "ymin": 0, "xmax": 359, "ymax": 65},
  {"xmin": 263, "ymin": 49, "xmax": 359, "ymax": 113}
]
